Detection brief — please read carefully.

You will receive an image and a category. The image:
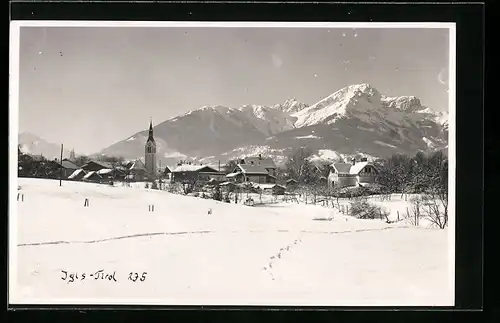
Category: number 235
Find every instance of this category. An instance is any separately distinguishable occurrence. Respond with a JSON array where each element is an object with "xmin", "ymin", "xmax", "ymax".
[{"xmin": 128, "ymin": 272, "xmax": 147, "ymax": 282}]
